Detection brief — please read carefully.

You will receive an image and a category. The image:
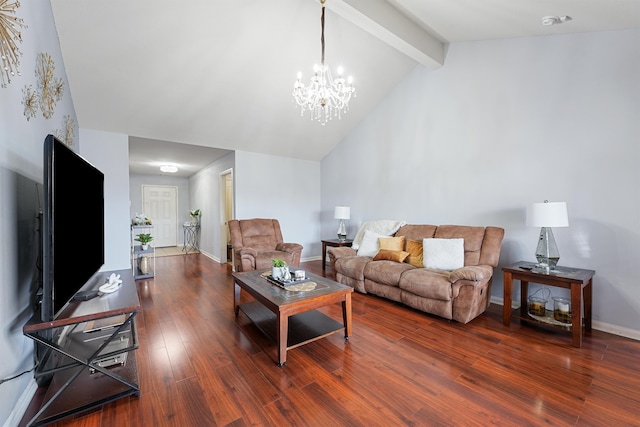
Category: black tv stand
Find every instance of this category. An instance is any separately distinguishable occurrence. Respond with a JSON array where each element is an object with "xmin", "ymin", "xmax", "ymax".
[{"xmin": 23, "ymin": 269, "xmax": 140, "ymax": 426}]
